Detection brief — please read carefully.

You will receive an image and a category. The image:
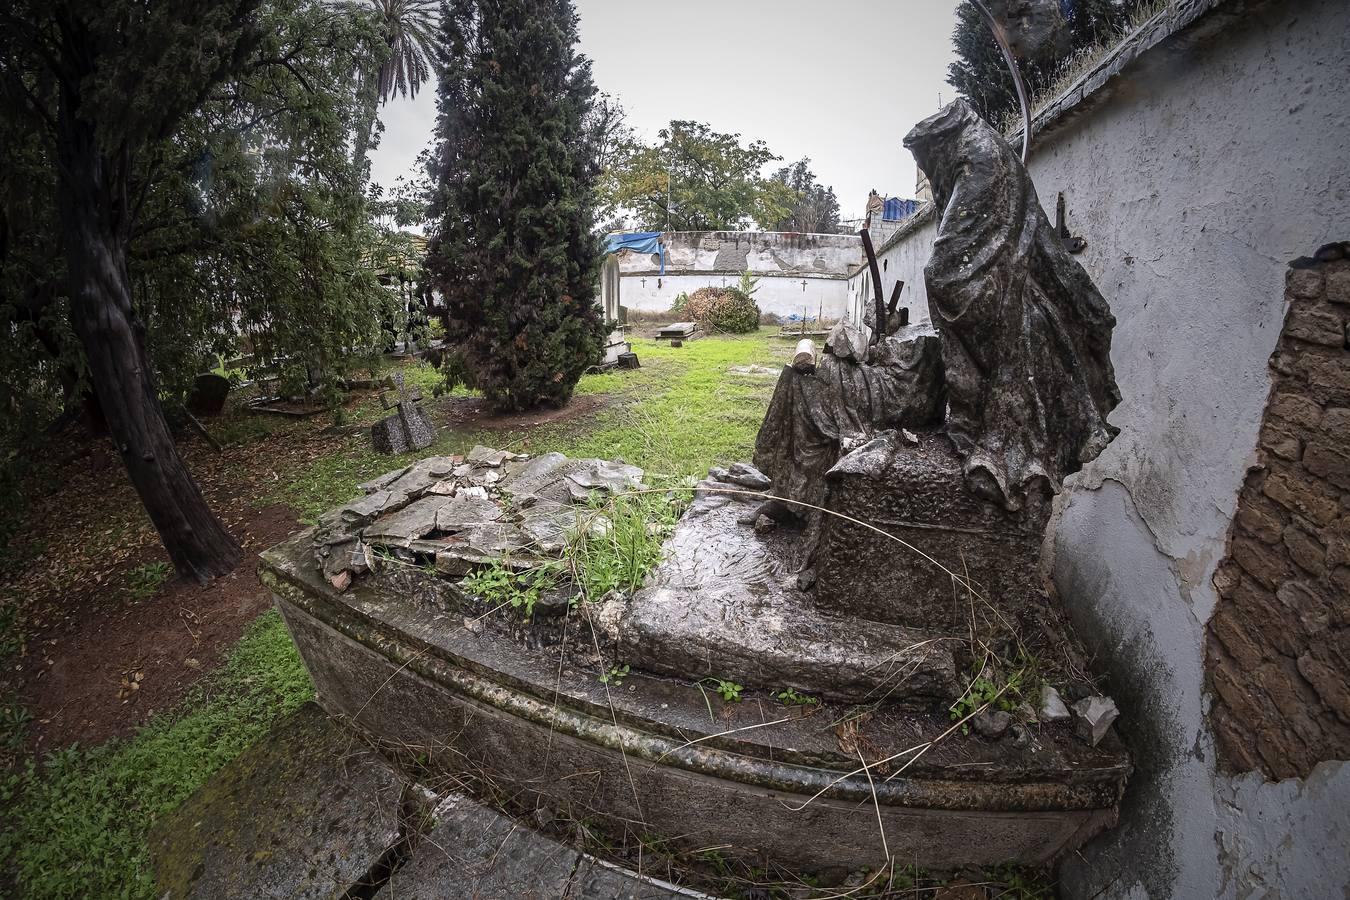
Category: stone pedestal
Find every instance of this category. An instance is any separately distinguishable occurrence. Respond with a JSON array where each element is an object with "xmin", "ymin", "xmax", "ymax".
[{"xmin": 813, "ymin": 432, "xmax": 1051, "ymax": 633}]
